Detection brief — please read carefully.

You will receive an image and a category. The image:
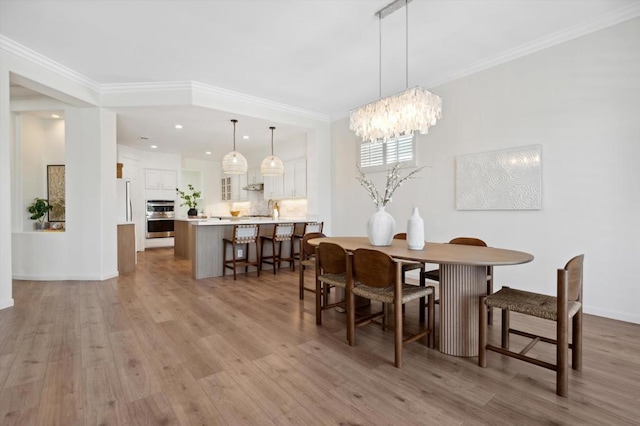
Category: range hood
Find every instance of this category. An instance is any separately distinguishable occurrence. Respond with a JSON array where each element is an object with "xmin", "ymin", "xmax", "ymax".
[{"xmin": 242, "ymin": 182, "xmax": 264, "ymax": 191}]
